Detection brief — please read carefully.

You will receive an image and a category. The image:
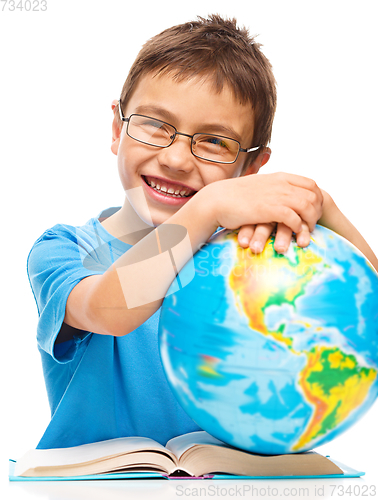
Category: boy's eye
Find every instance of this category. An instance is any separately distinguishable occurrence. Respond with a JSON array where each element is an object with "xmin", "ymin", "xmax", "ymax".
[
  {"xmin": 138, "ymin": 118, "xmax": 172, "ymax": 136},
  {"xmin": 141, "ymin": 119, "xmax": 165, "ymax": 130},
  {"xmin": 199, "ymin": 136, "xmax": 231, "ymax": 150}
]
